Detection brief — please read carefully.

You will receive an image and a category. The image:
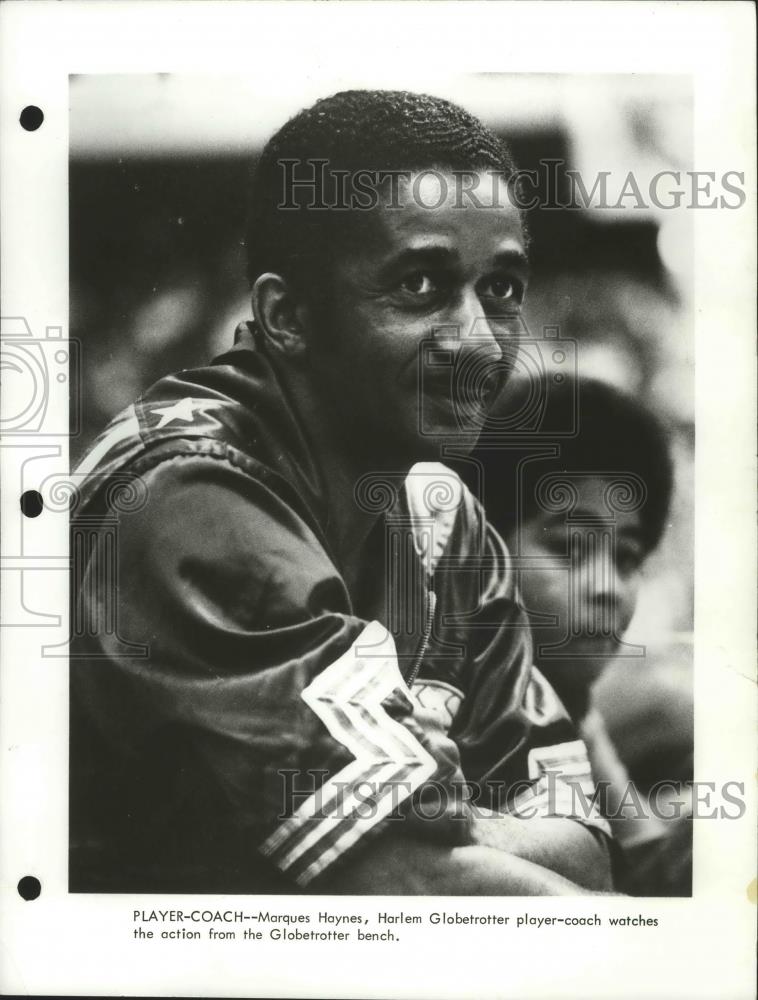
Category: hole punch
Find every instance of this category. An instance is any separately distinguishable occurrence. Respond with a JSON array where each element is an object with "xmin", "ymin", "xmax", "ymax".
[
  {"xmin": 20, "ymin": 490, "xmax": 44, "ymax": 518},
  {"xmin": 19, "ymin": 106, "xmax": 44, "ymax": 131},
  {"xmin": 17, "ymin": 876, "xmax": 41, "ymax": 901}
]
